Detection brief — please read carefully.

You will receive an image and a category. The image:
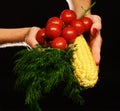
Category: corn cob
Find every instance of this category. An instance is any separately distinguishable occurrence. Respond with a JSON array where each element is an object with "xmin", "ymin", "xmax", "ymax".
[{"xmin": 72, "ymin": 34, "xmax": 98, "ymax": 88}]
